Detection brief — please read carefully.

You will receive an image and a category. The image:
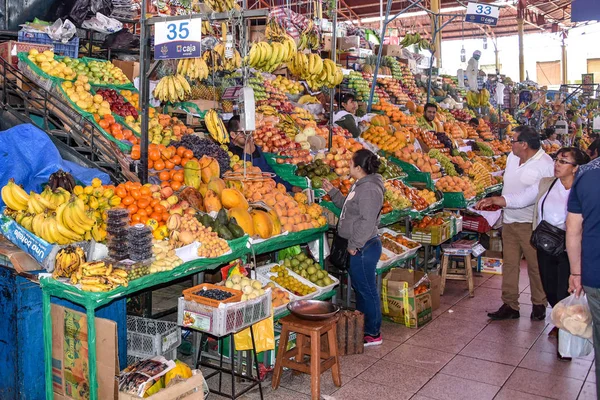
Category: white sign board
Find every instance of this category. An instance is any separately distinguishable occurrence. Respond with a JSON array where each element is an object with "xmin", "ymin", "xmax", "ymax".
[
  {"xmin": 154, "ymin": 19, "xmax": 202, "ymax": 60},
  {"xmin": 465, "ymin": 2, "xmax": 500, "ymax": 26}
]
